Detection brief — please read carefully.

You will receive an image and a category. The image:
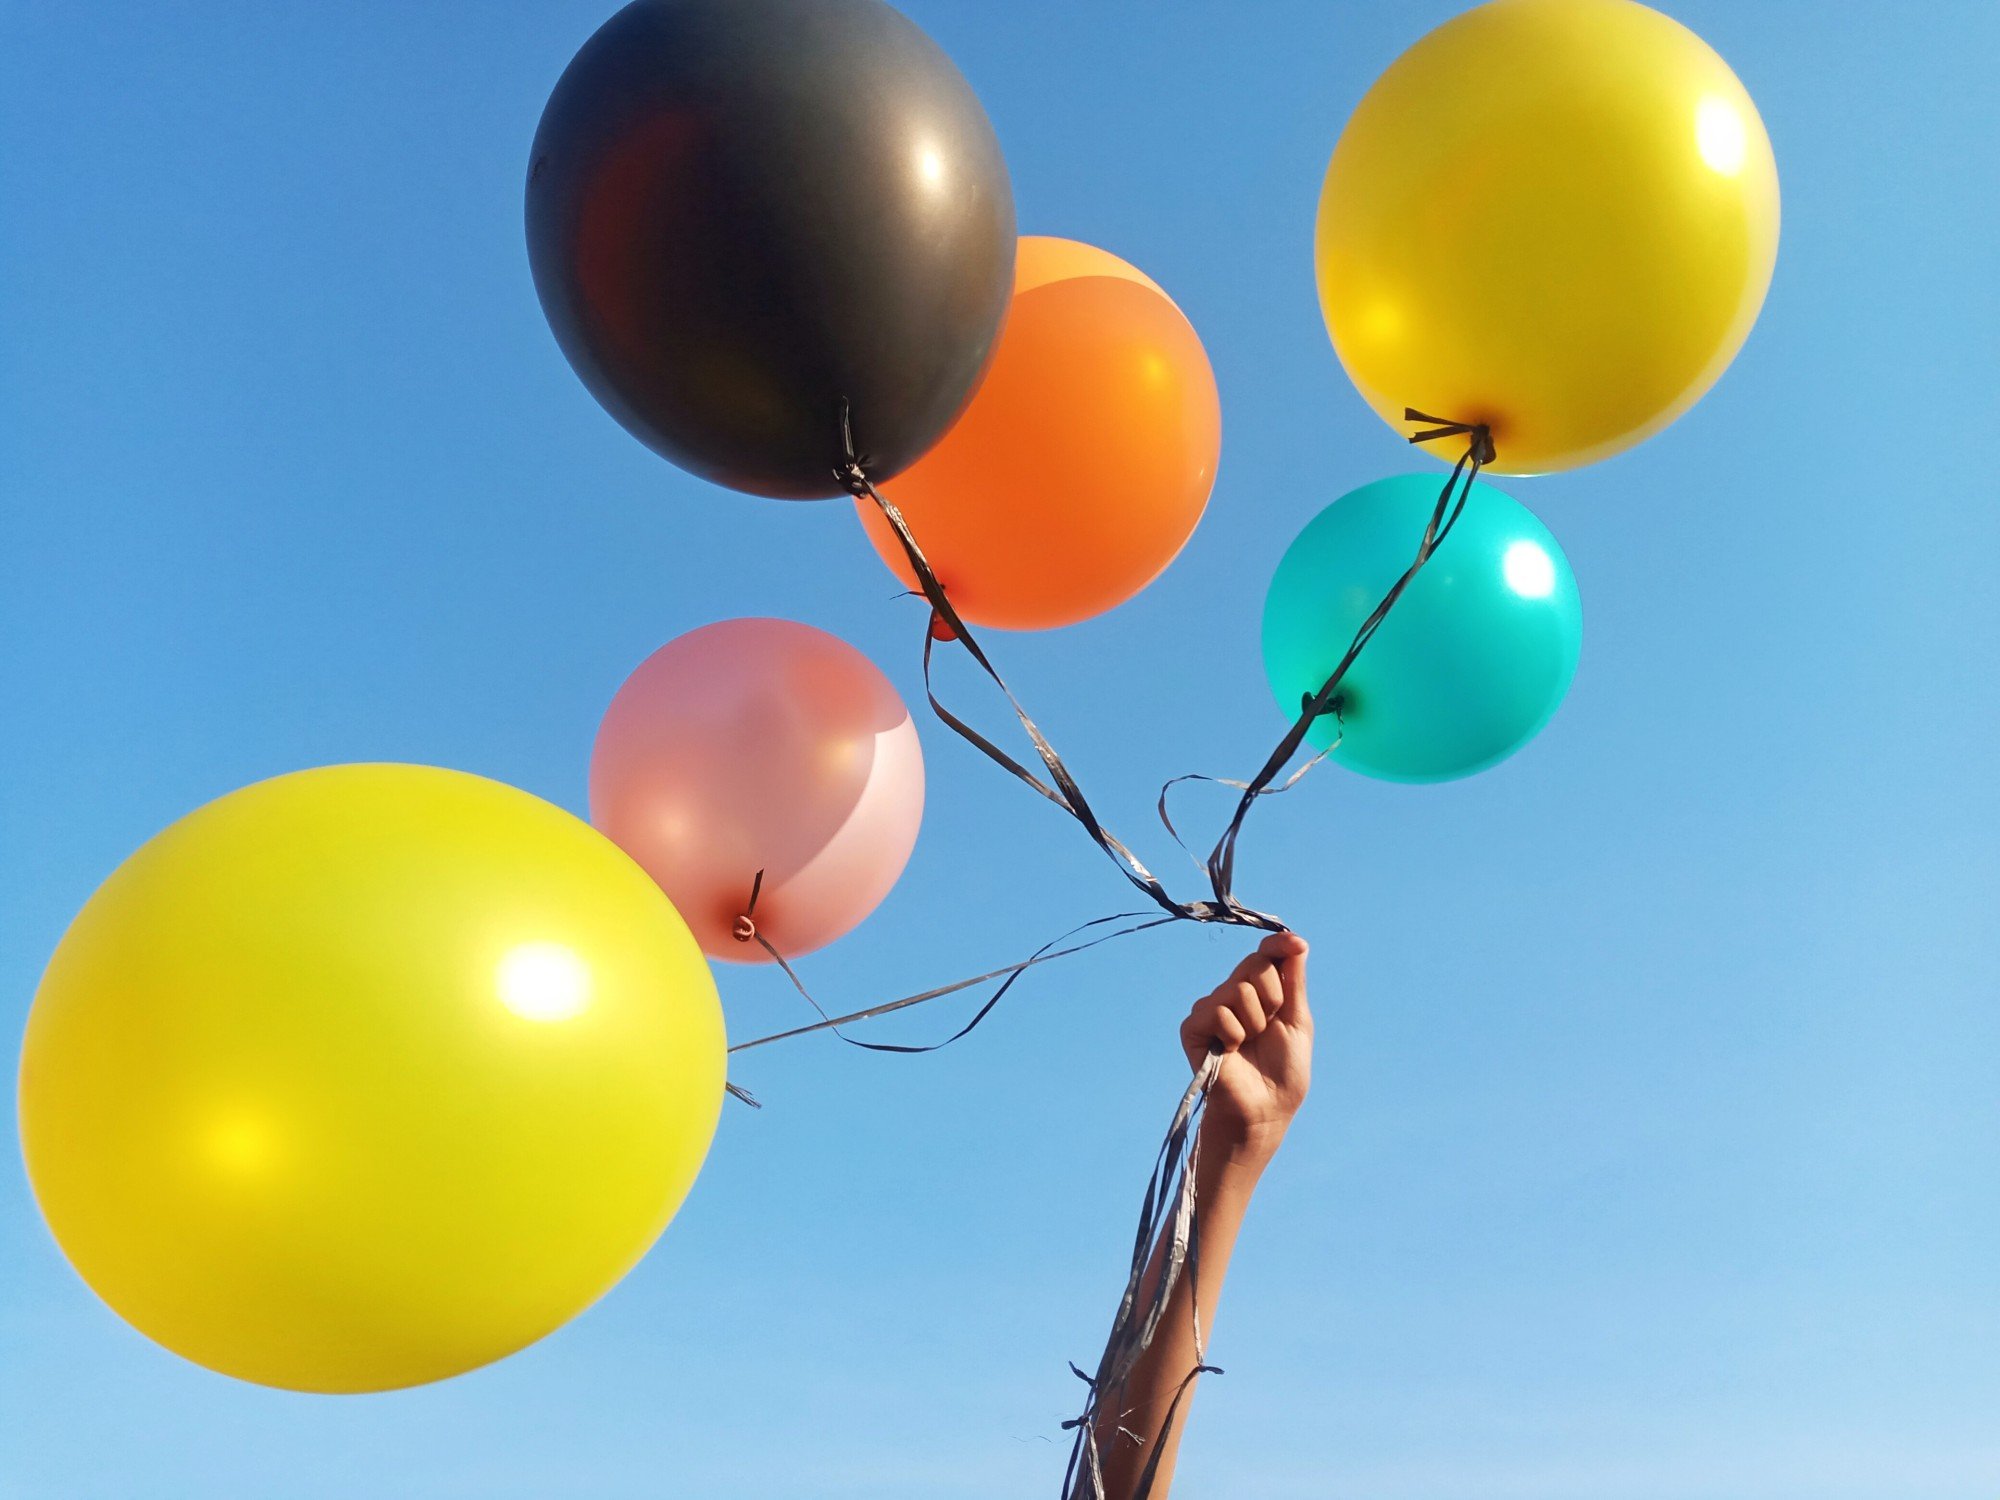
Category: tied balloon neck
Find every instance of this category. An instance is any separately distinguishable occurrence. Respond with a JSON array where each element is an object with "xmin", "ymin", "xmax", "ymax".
[
  {"xmin": 1301, "ymin": 690, "xmax": 1348, "ymax": 724},
  {"xmin": 721, "ymin": 869, "xmax": 773, "ymax": 1108},
  {"xmin": 725, "ymin": 872, "xmax": 767, "ymax": 1104},
  {"xmin": 1405, "ymin": 407, "xmax": 1497, "ymax": 468},
  {"xmin": 734, "ymin": 869, "xmax": 767, "ymax": 944},
  {"xmin": 835, "ymin": 398, "xmax": 874, "ymax": 497}
]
